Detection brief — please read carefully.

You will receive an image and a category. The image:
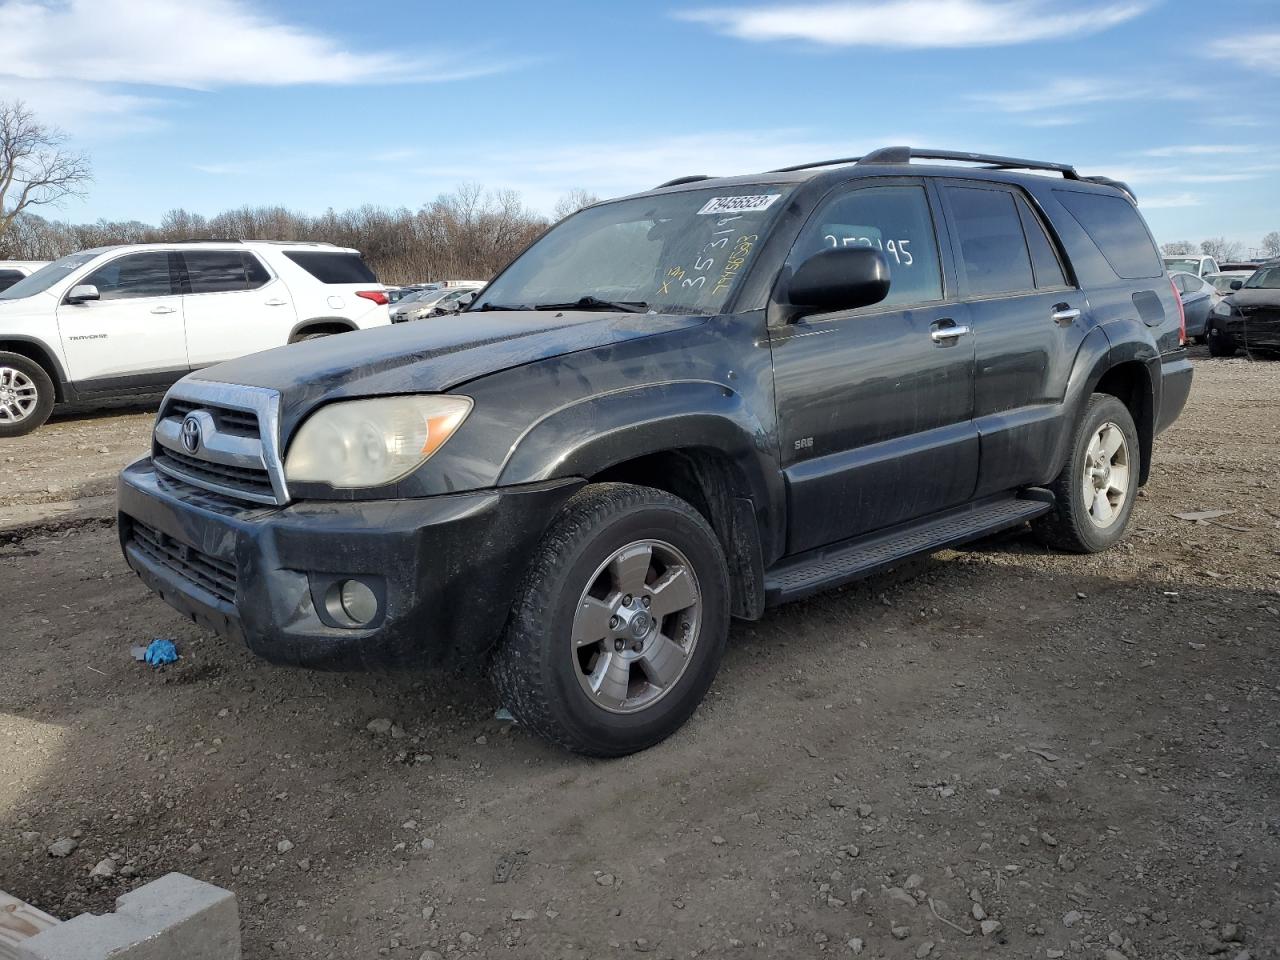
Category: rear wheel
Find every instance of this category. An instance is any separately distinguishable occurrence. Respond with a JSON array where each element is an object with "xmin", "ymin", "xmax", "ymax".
[
  {"xmin": 0, "ymin": 352, "xmax": 55, "ymax": 438},
  {"xmin": 1033, "ymin": 394, "xmax": 1140, "ymax": 554},
  {"xmin": 492, "ymin": 483, "xmax": 729, "ymax": 757}
]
